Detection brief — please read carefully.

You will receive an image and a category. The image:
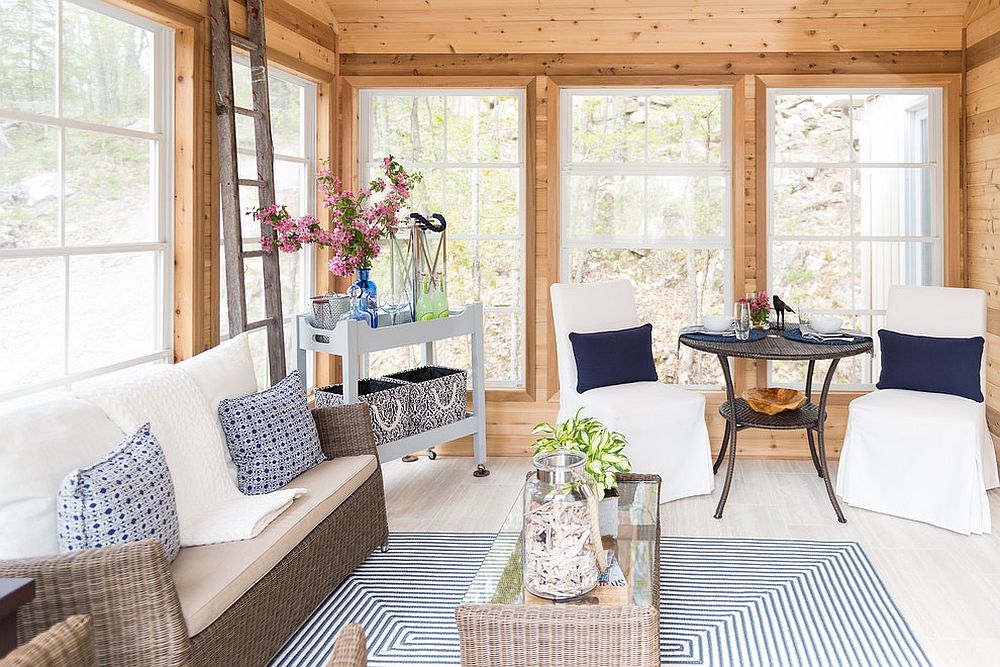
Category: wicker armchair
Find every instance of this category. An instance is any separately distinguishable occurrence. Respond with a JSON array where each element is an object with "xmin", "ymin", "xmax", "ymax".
[
  {"xmin": 324, "ymin": 624, "xmax": 367, "ymax": 667},
  {"xmin": 0, "ymin": 403, "xmax": 388, "ymax": 667},
  {"xmin": 0, "ymin": 615, "xmax": 96, "ymax": 667}
]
